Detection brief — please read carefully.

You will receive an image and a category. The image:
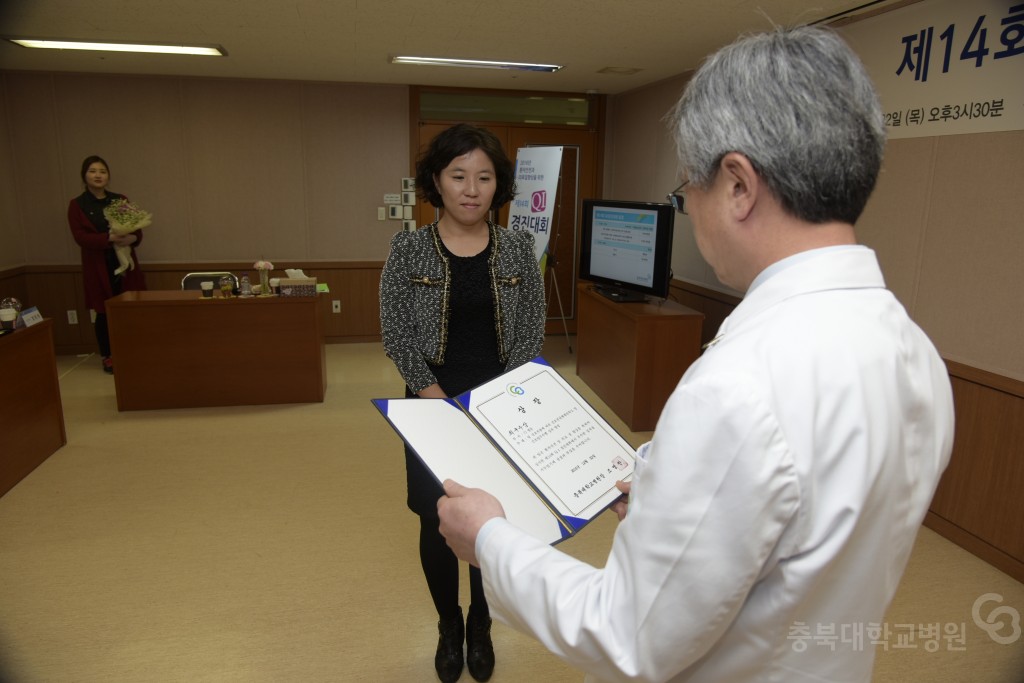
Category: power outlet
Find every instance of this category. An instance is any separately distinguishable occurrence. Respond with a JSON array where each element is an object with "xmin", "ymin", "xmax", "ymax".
[
  {"xmin": 67, "ymin": 309, "xmax": 78, "ymax": 325},
  {"xmin": 332, "ymin": 300, "xmax": 341, "ymax": 313}
]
